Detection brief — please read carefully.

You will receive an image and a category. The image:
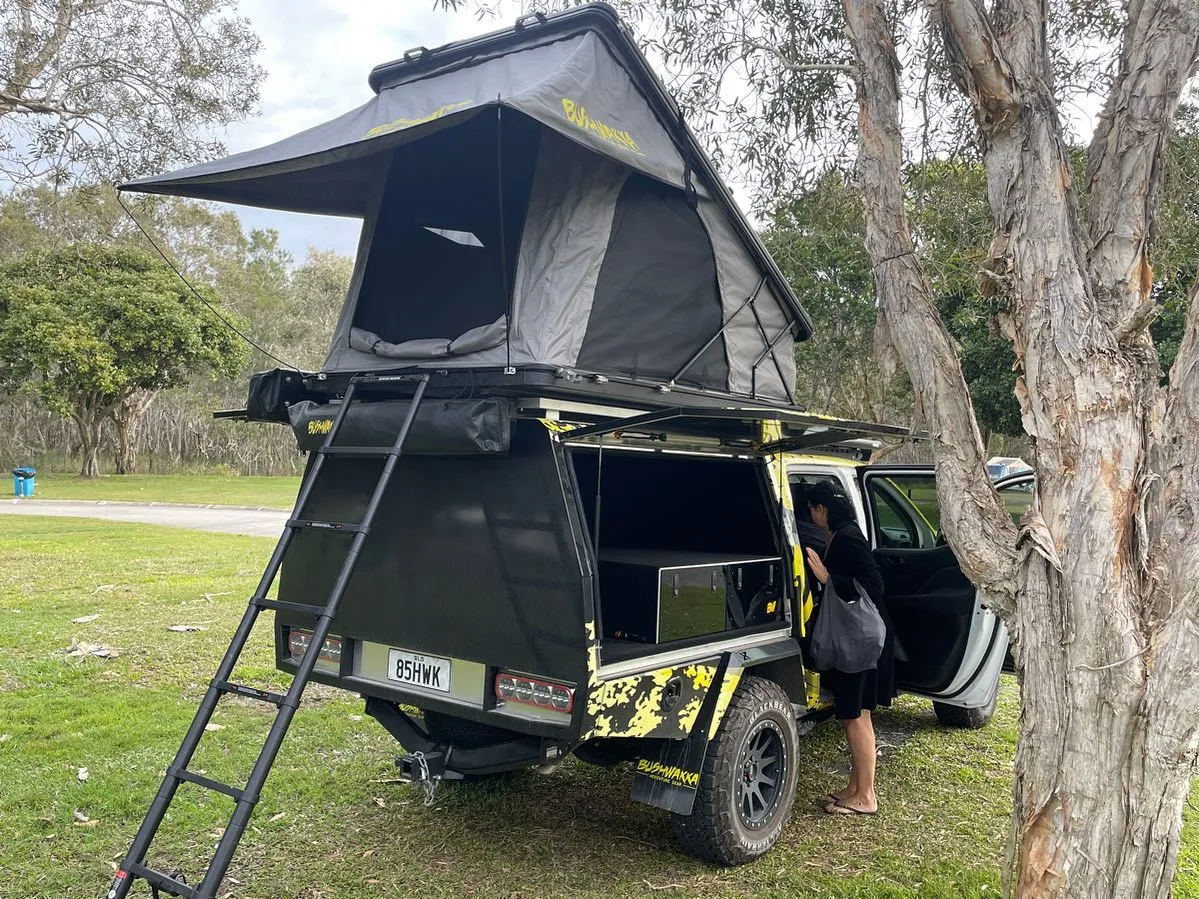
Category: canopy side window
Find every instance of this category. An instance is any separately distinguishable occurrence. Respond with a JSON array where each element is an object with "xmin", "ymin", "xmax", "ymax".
[{"xmin": 351, "ymin": 111, "xmax": 541, "ymax": 352}]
